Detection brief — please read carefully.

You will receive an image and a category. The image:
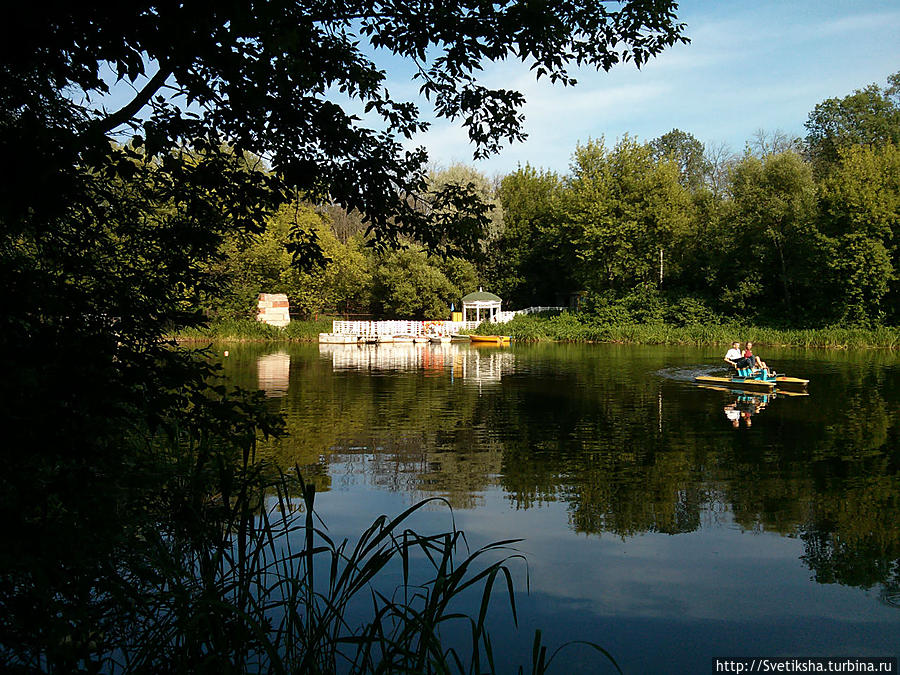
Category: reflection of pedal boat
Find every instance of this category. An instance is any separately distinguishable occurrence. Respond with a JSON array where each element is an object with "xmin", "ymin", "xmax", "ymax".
[
  {"xmin": 695, "ymin": 373, "xmax": 809, "ymax": 393},
  {"xmin": 773, "ymin": 376, "xmax": 810, "ymax": 391},
  {"xmin": 695, "ymin": 375, "xmax": 775, "ymax": 392},
  {"xmin": 469, "ymin": 335, "xmax": 511, "ymax": 345},
  {"xmin": 696, "ymin": 383, "xmax": 809, "ymax": 397}
]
